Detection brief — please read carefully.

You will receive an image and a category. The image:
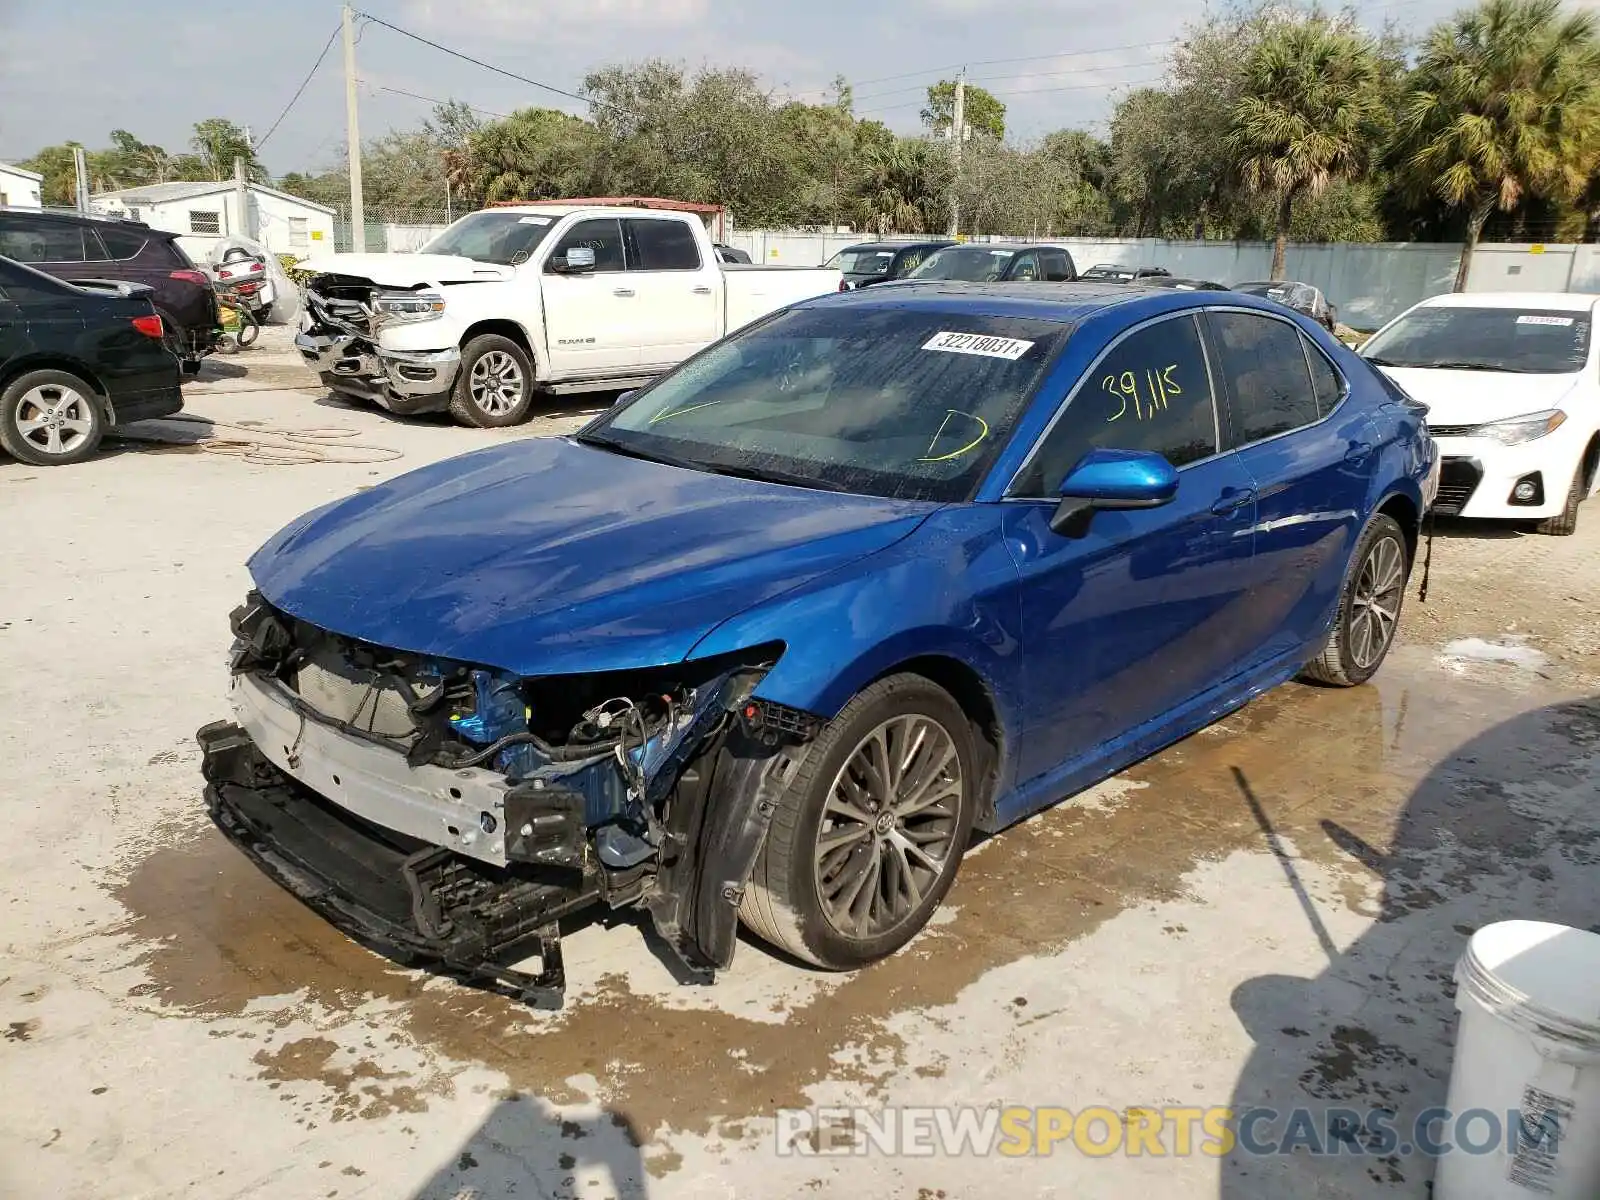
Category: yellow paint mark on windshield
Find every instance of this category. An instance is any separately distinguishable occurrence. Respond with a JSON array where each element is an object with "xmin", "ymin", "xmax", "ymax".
[
  {"xmin": 919, "ymin": 410, "xmax": 990, "ymax": 462},
  {"xmin": 647, "ymin": 400, "xmax": 724, "ymax": 426}
]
